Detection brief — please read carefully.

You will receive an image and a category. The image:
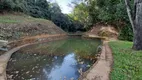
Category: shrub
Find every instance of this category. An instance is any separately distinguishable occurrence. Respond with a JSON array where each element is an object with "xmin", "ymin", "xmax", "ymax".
[{"xmin": 119, "ymin": 25, "xmax": 133, "ymax": 41}]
